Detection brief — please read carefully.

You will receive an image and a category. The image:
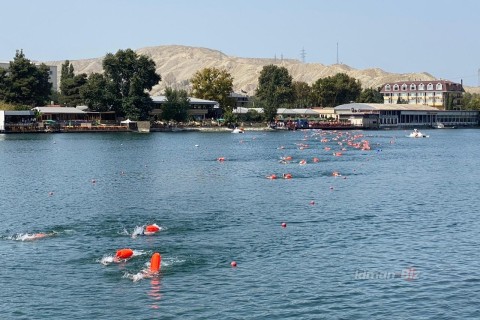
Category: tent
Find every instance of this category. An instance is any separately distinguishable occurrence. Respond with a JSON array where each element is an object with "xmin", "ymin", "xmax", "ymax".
[{"xmin": 120, "ymin": 119, "xmax": 136, "ymax": 125}]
